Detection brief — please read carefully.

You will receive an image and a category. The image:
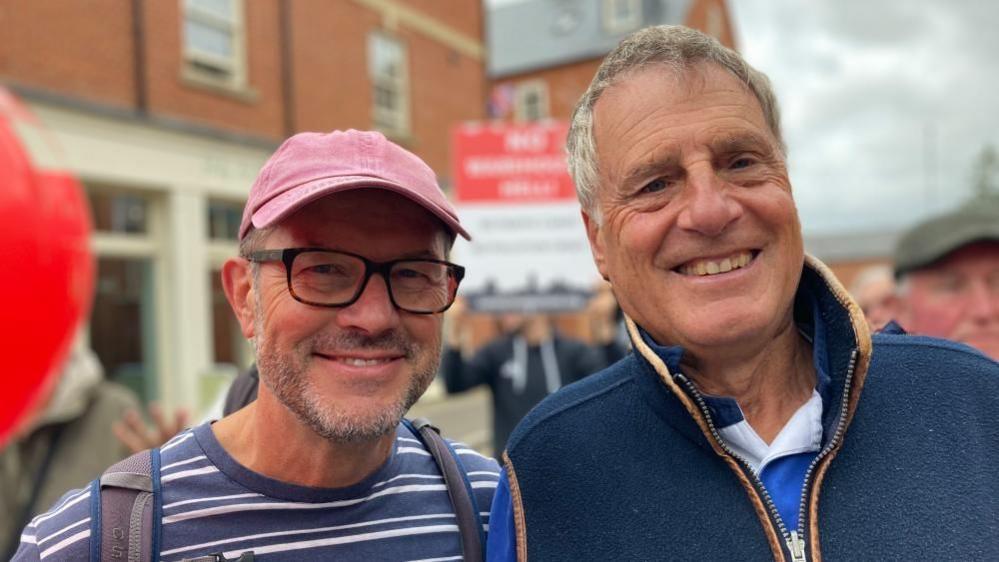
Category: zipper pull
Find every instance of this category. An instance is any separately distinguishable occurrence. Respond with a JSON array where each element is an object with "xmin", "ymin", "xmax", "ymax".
[{"xmin": 787, "ymin": 531, "xmax": 807, "ymax": 562}]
